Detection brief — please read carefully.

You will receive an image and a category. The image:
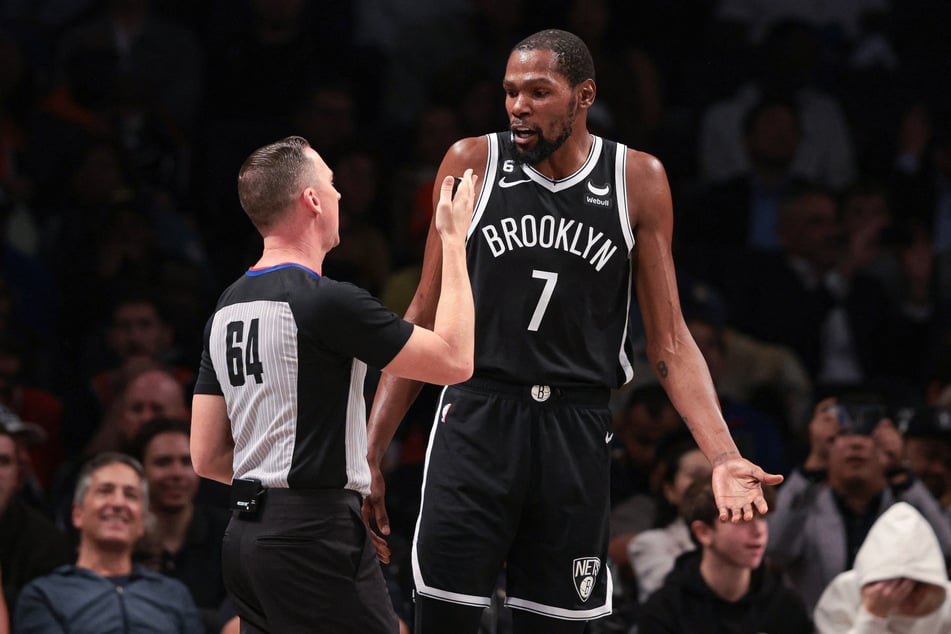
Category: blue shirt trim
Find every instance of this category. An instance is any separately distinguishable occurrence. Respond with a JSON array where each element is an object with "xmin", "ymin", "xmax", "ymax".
[{"xmin": 246, "ymin": 263, "xmax": 321, "ymax": 279}]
